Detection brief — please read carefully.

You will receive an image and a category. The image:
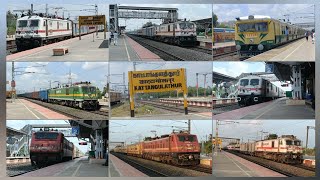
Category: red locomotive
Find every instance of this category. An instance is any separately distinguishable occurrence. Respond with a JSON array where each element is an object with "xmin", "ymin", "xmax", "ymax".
[
  {"xmin": 114, "ymin": 131, "xmax": 201, "ymax": 166},
  {"xmin": 30, "ymin": 130, "xmax": 74, "ymax": 167}
]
